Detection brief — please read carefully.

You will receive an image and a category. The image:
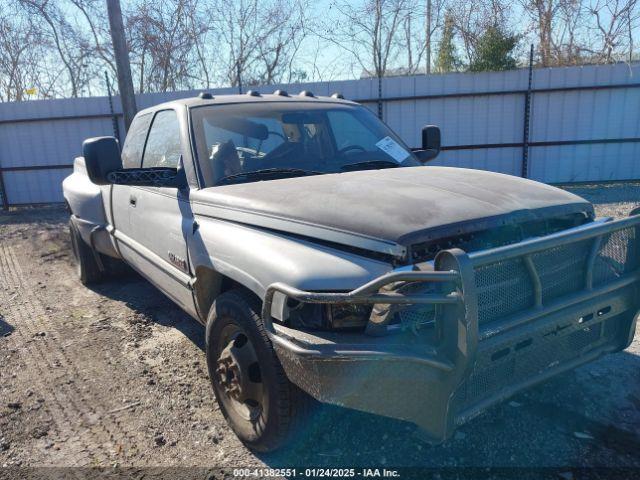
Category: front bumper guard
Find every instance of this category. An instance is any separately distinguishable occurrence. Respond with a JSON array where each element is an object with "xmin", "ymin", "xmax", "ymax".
[{"xmin": 261, "ymin": 214, "xmax": 640, "ymax": 443}]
